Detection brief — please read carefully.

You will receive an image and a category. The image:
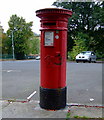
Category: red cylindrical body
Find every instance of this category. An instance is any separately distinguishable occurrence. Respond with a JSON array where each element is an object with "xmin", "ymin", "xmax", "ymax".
[
  {"xmin": 36, "ymin": 8, "xmax": 72, "ymax": 110},
  {"xmin": 41, "ymin": 30, "xmax": 67, "ymax": 89}
]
